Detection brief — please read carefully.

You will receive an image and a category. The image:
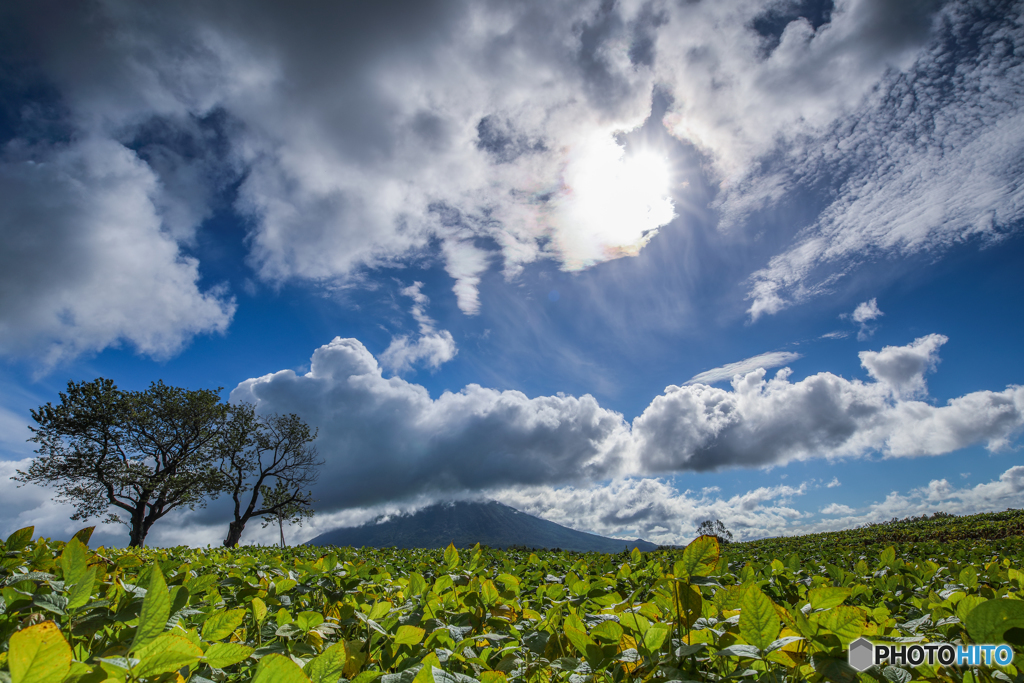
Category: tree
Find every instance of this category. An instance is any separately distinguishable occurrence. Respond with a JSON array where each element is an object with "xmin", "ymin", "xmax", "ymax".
[
  {"xmin": 695, "ymin": 518, "xmax": 734, "ymax": 544},
  {"xmin": 260, "ymin": 479, "xmax": 316, "ymax": 548},
  {"xmin": 218, "ymin": 403, "xmax": 321, "ymax": 547},
  {"xmin": 16, "ymin": 378, "xmax": 229, "ymax": 547}
]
